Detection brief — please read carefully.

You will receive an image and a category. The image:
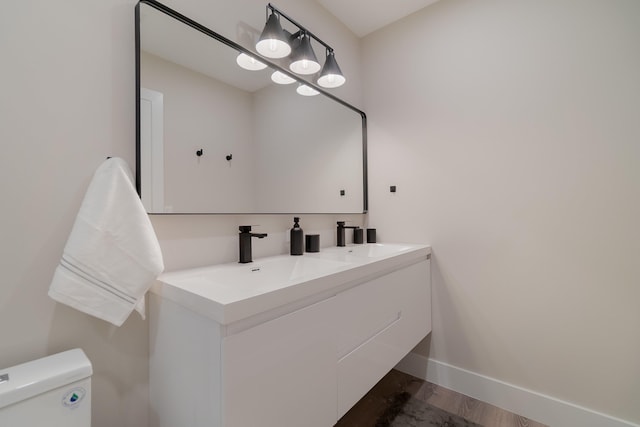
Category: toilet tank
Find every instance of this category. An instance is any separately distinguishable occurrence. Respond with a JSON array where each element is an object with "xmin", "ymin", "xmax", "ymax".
[{"xmin": 0, "ymin": 348, "xmax": 92, "ymax": 427}]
